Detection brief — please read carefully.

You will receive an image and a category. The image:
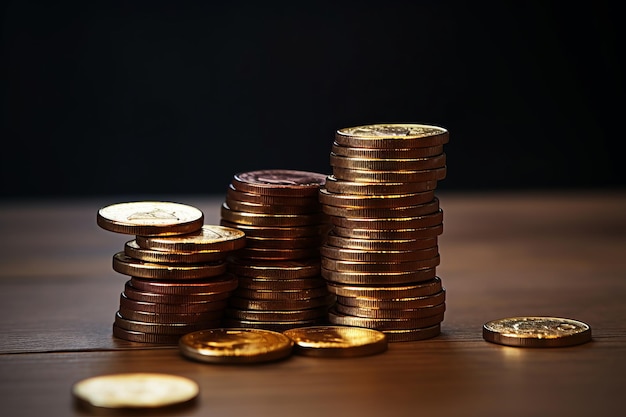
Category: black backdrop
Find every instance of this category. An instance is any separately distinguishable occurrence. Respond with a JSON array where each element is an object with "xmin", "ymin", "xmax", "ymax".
[{"xmin": 1, "ymin": 1, "xmax": 623, "ymax": 199}]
